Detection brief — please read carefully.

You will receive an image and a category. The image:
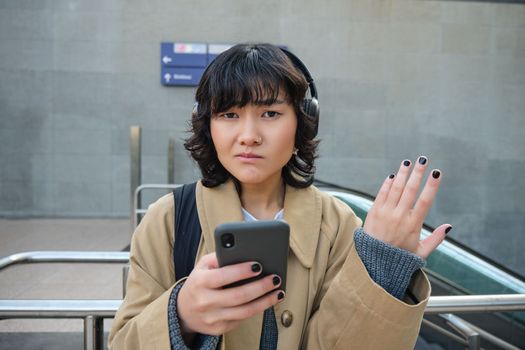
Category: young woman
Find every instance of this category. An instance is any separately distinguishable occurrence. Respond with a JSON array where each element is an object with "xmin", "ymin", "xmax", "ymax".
[{"xmin": 109, "ymin": 43, "xmax": 450, "ymax": 349}]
